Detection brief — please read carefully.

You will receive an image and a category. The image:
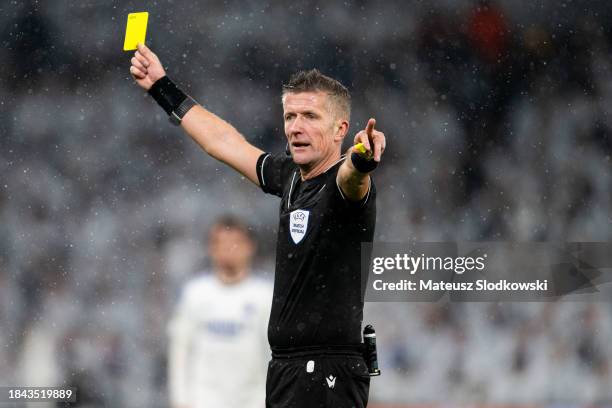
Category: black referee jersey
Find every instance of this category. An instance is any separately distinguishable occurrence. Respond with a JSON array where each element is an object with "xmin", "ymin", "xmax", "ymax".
[{"xmin": 256, "ymin": 152, "xmax": 376, "ymax": 349}]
